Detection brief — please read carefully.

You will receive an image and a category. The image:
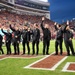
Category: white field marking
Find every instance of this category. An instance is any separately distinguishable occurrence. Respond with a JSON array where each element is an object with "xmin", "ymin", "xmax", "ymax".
[
  {"xmin": 7, "ymin": 56, "xmax": 44, "ymax": 59},
  {"xmin": 24, "ymin": 52, "xmax": 54, "ymax": 69},
  {"xmin": 0, "ymin": 55, "xmax": 5, "ymax": 56},
  {"xmin": 24, "ymin": 67, "xmax": 55, "ymax": 71},
  {"xmin": 50, "ymin": 56, "xmax": 68, "ymax": 70},
  {"xmin": 24, "ymin": 53, "xmax": 68, "ymax": 71},
  {"xmin": 0, "ymin": 57, "xmax": 8, "ymax": 61},
  {"xmin": 62, "ymin": 62, "xmax": 75, "ymax": 72},
  {"xmin": 0, "ymin": 55, "xmax": 44, "ymax": 61},
  {"xmin": 0, "ymin": 55, "xmax": 7, "ymax": 61}
]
